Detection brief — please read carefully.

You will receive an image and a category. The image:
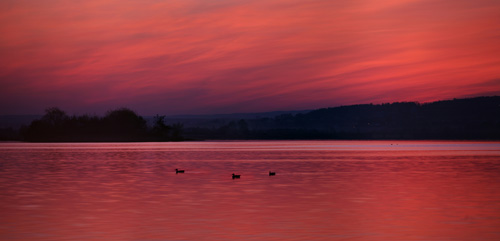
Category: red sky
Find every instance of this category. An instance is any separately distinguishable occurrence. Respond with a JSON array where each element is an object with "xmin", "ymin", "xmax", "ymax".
[{"xmin": 1, "ymin": 0, "xmax": 500, "ymax": 115}]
